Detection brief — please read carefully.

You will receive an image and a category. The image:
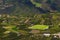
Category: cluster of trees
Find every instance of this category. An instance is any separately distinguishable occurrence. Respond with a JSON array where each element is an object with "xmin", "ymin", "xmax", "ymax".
[{"xmin": 0, "ymin": 13, "xmax": 60, "ymax": 40}]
